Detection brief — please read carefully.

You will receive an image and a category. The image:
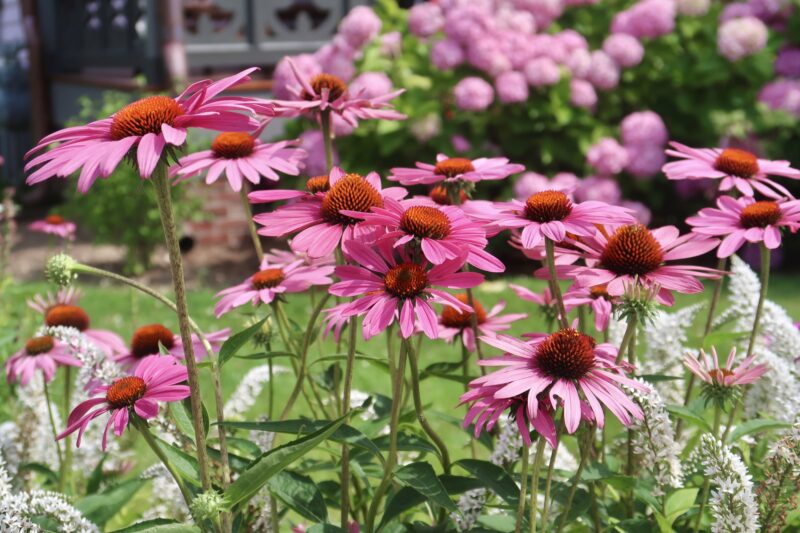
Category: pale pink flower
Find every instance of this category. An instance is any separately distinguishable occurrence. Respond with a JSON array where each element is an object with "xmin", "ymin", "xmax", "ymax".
[
  {"xmin": 438, "ymin": 294, "xmax": 526, "ymax": 352},
  {"xmin": 349, "ymin": 197, "xmax": 505, "ymax": 272},
  {"xmin": 683, "ymin": 346, "xmax": 768, "ymax": 387},
  {"xmin": 171, "ymin": 127, "xmax": 306, "ymax": 192},
  {"xmin": 215, "ymin": 257, "xmax": 334, "ymax": 317},
  {"xmin": 686, "ymin": 196, "xmax": 800, "ymax": 257},
  {"xmin": 58, "ymin": 355, "xmax": 190, "ymax": 449},
  {"xmin": 562, "ymin": 224, "xmax": 721, "ymax": 305},
  {"xmin": 44, "ymin": 303, "xmax": 127, "ymax": 356},
  {"xmin": 389, "ymin": 153, "xmax": 524, "ymax": 186},
  {"xmin": 327, "ymin": 240, "xmax": 483, "ymax": 339},
  {"xmin": 29, "ymin": 214, "xmax": 76, "ymax": 241},
  {"xmin": 249, "ymin": 167, "xmax": 407, "ymax": 258},
  {"xmin": 114, "ymin": 324, "xmax": 229, "ymax": 369},
  {"xmin": 27, "ymin": 287, "xmax": 82, "ymax": 315},
  {"xmin": 472, "ymin": 329, "xmax": 645, "ymax": 435},
  {"xmin": 562, "ymin": 284, "xmax": 618, "ymax": 331},
  {"xmin": 26, "ymin": 69, "xmax": 261, "ymax": 191},
  {"xmin": 6, "ymin": 335, "xmax": 81, "ymax": 386},
  {"xmin": 663, "ymin": 142, "xmax": 800, "ymax": 199},
  {"xmin": 492, "ymin": 190, "xmax": 635, "ymax": 249}
]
